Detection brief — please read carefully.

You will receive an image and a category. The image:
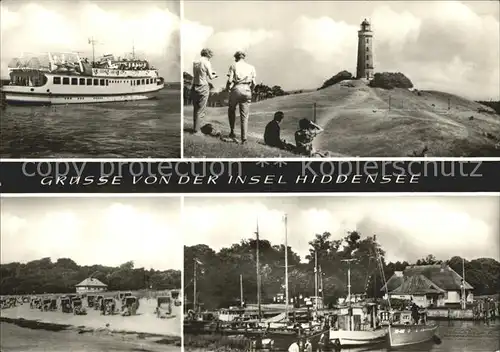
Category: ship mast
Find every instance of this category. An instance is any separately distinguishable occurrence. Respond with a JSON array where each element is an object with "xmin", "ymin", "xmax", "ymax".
[
  {"xmin": 193, "ymin": 259, "xmax": 197, "ymax": 312},
  {"xmin": 461, "ymin": 257, "xmax": 466, "ymax": 310},
  {"xmin": 255, "ymin": 220, "xmax": 262, "ymax": 321},
  {"xmin": 284, "ymin": 214, "xmax": 289, "ymax": 322},
  {"xmin": 240, "ymin": 274, "xmax": 244, "ymax": 307},
  {"xmin": 88, "ymin": 37, "xmax": 98, "ymax": 63},
  {"xmin": 341, "ymin": 258, "xmax": 356, "ymax": 331},
  {"xmin": 314, "ymin": 250, "xmax": 318, "ymax": 316}
]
